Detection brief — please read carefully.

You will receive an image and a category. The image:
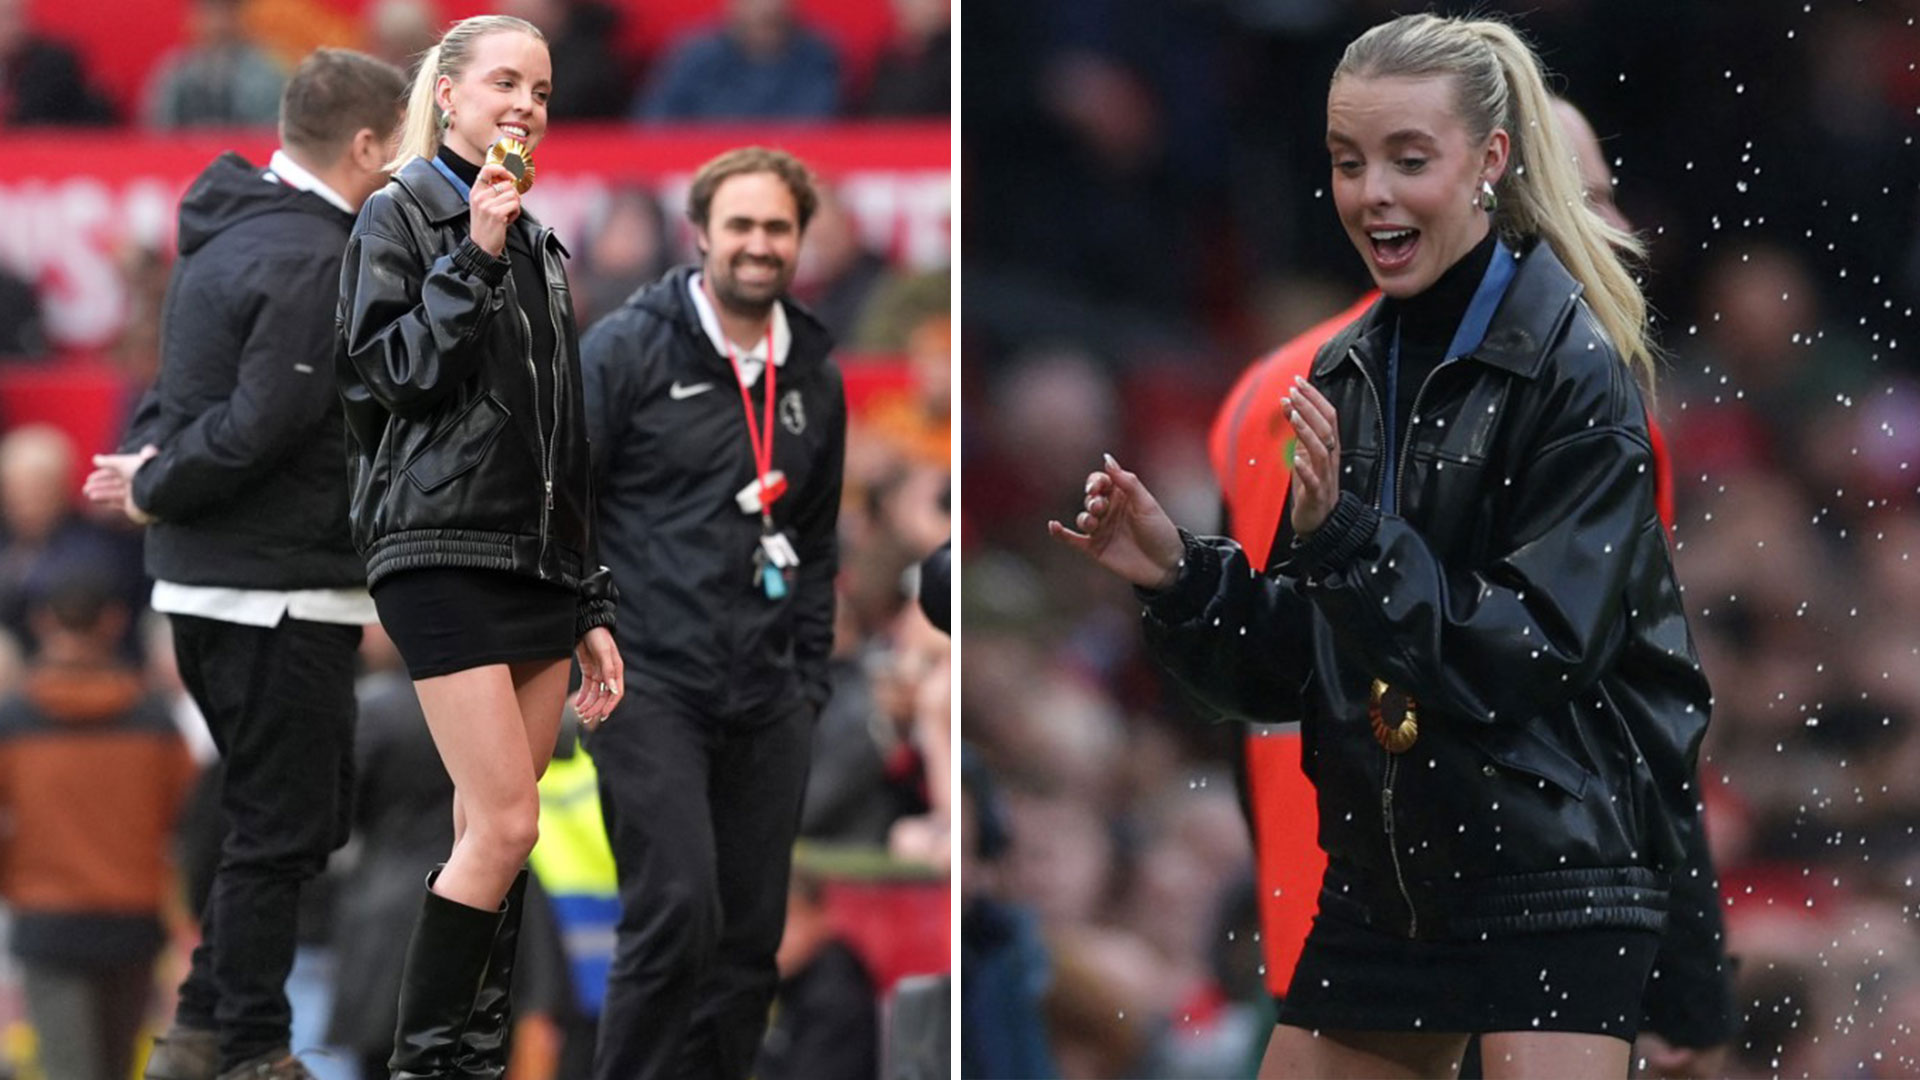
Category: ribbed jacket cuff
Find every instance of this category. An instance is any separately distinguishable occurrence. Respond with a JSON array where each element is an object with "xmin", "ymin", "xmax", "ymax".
[
  {"xmin": 453, "ymin": 237, "xmax": 510, "ymax": 286},
  {"xmin": 1134, "ymin": 530, "xmax": 1219, "ymax": 625},
  {"xmin": 1291, "ymin": 492, "xmax": 1379, "ymax": 579},
  {"xmin": 575, "ymin": 596, "xmax": 616, "ymax": 641}
]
